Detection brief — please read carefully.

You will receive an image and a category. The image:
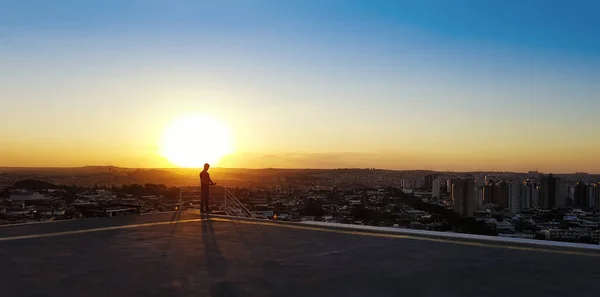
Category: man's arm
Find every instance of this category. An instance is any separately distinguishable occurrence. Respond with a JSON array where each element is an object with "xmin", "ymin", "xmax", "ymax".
[{"xmin": 208, "ymin": 173, "xmax": 216, "ymax": 186}]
